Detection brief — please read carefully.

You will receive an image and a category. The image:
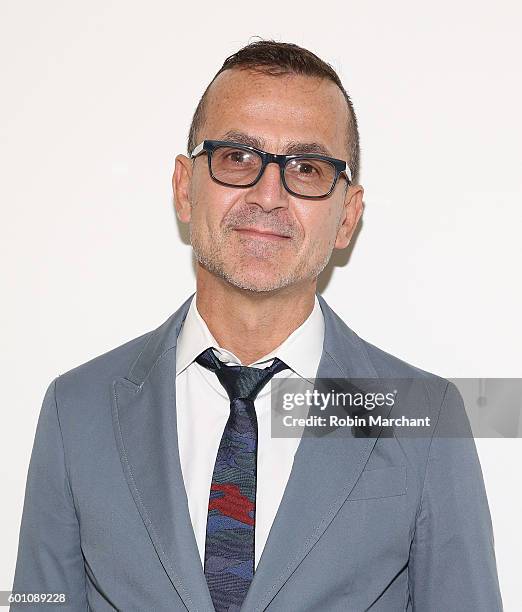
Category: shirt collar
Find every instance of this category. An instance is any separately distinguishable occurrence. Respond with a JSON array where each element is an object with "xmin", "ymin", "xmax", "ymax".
[{"xmin": 175, "ymin": 293, "xmax": 324, "ymax": 382}]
